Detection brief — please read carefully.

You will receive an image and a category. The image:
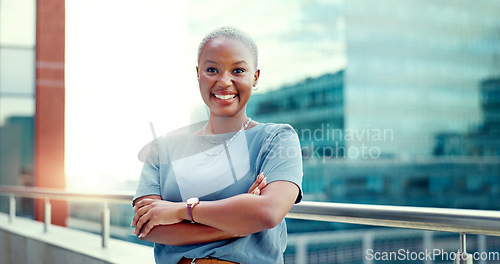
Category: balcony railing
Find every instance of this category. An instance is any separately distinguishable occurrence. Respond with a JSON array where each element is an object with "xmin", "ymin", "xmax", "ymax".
[{"xmin": 1, "ymin": 185, "xmax": 500, "ymax": 264}]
